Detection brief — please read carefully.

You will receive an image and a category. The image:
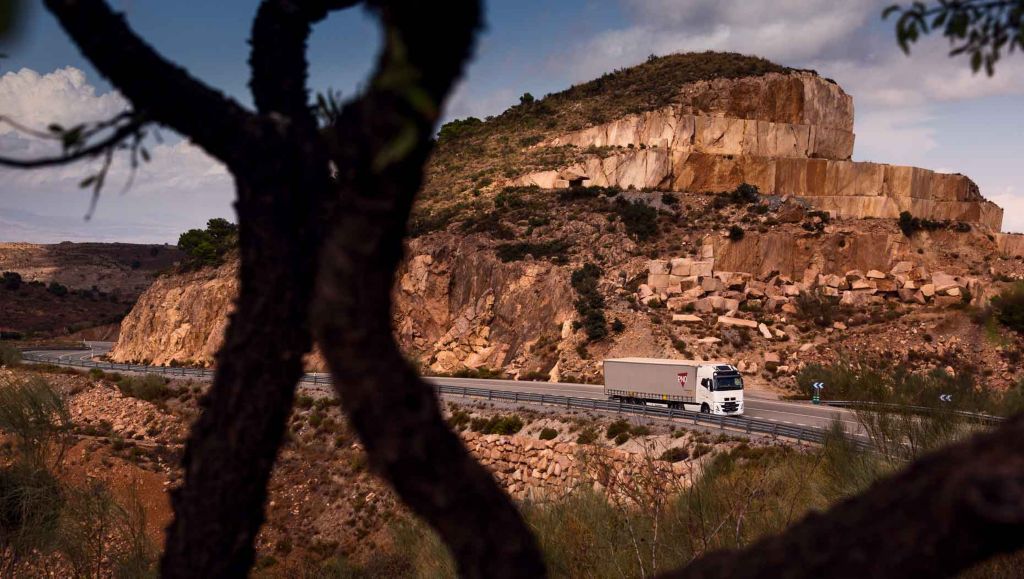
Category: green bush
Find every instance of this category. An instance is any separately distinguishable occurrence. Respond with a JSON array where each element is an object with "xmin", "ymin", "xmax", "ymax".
[
  {"xmin": 495, "ymin": 239, "xmax": 570, "ymax": 262},
  {"xmin": 539, "ymin": 428, "xmax": 558, "ymax": 441},
  {"xmin": 575, "ymin": 427, "xmax": 598, "ymax": 445},
  {"xmin": 659, "ymin": 447, "xmax": 690, "ymax": 462},
  {"xmin": 613, "ymin": 432, "xmax": 630, "ymax": 445},
  {"xmin": 571, "ymin": 263, "xmax": 608, "ymax": 341},
  {"xmin": 2, "ymin": 271, "xmax": 21, "ymax": 291},
  {"xmin": 728, "ymin": 225, "xmax": 745, "ymax": 241},
  {"xmin": 991, "ymin": 282, "xmax": 1024, "ymax": 333},
  {"xmin": 116, "ymin": 374, "xmax": 171, "ymax": 403},
  {"xmin": 437, "ymin": 116, "xmax": 483, "ymax": 142},
  {"xmin": 470, "ymin": 415, "xmax": 524, "ymax": 435},
  {"xmin": 614, "ymin": 198, "xmax": 658, "ymax": 241},
  {"xmin": 0, "ymin": 343, "xmax": 21, "ymax": 366},
  {"xmin": 177, "ymin": 217, "xmax": 238, "ymax": 268},
  {"xmin": 629, "ymin": 425, "xmax": 651, "ymax": 437},
  {"xmin": 605, "ymin": 419, "xmax": 630, "ymax": 440},
  {"xmin": 46, "ymin": 282, "xmax": 68, "ymax": 297}
]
